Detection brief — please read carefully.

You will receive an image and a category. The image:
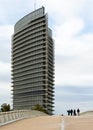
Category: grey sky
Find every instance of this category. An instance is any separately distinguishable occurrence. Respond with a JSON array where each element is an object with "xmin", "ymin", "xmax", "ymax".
[{"xmin": 0, "ymin": 0, "xmax": 93, "ymax": 114}]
